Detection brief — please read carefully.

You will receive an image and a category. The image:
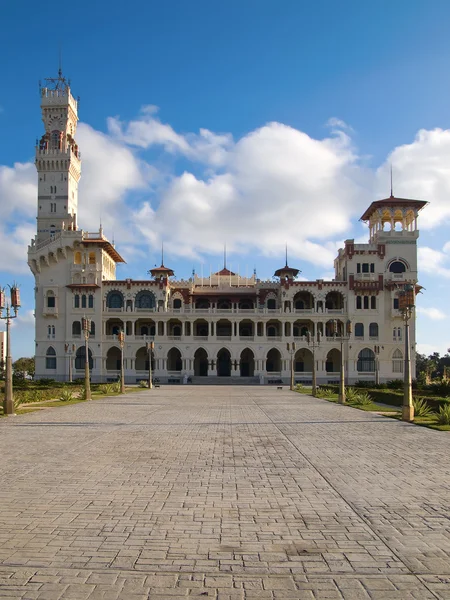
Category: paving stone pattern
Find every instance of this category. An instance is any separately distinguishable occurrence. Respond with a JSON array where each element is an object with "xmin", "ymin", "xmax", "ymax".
[{"xmin": 0, "ymin": 387, "xmax": 449, "ymax": 599}]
